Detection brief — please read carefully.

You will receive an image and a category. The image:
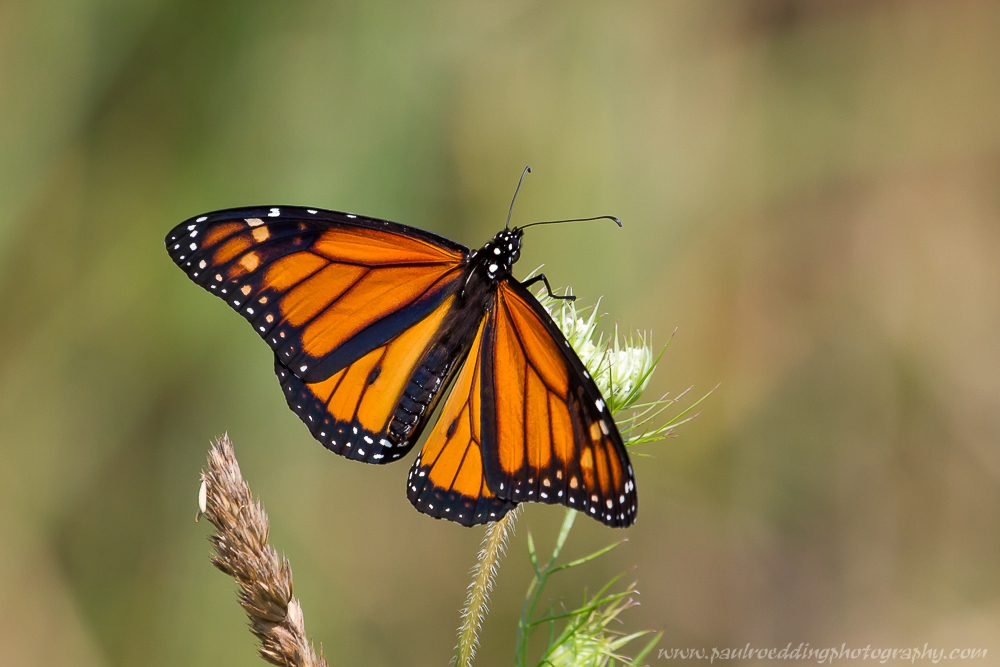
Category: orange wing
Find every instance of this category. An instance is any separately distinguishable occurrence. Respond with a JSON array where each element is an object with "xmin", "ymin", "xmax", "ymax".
[
  {"xmin": 480, "ymin": 280, "xmax": 637, "ymax": 528},
  {"xmin": 165, "ymin": 206, "xmax": 466, "ymax": 383},
  {"xmin": 167, "ymin": 206, "xmax": 475, "ymax": 463},
  {"xmin": 408, "ymin": 318, "xmax": 518, "ymax": 525},
  {"xmin": 276, "ymin": 293, "xmax": 466, "ymax": 463}
]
